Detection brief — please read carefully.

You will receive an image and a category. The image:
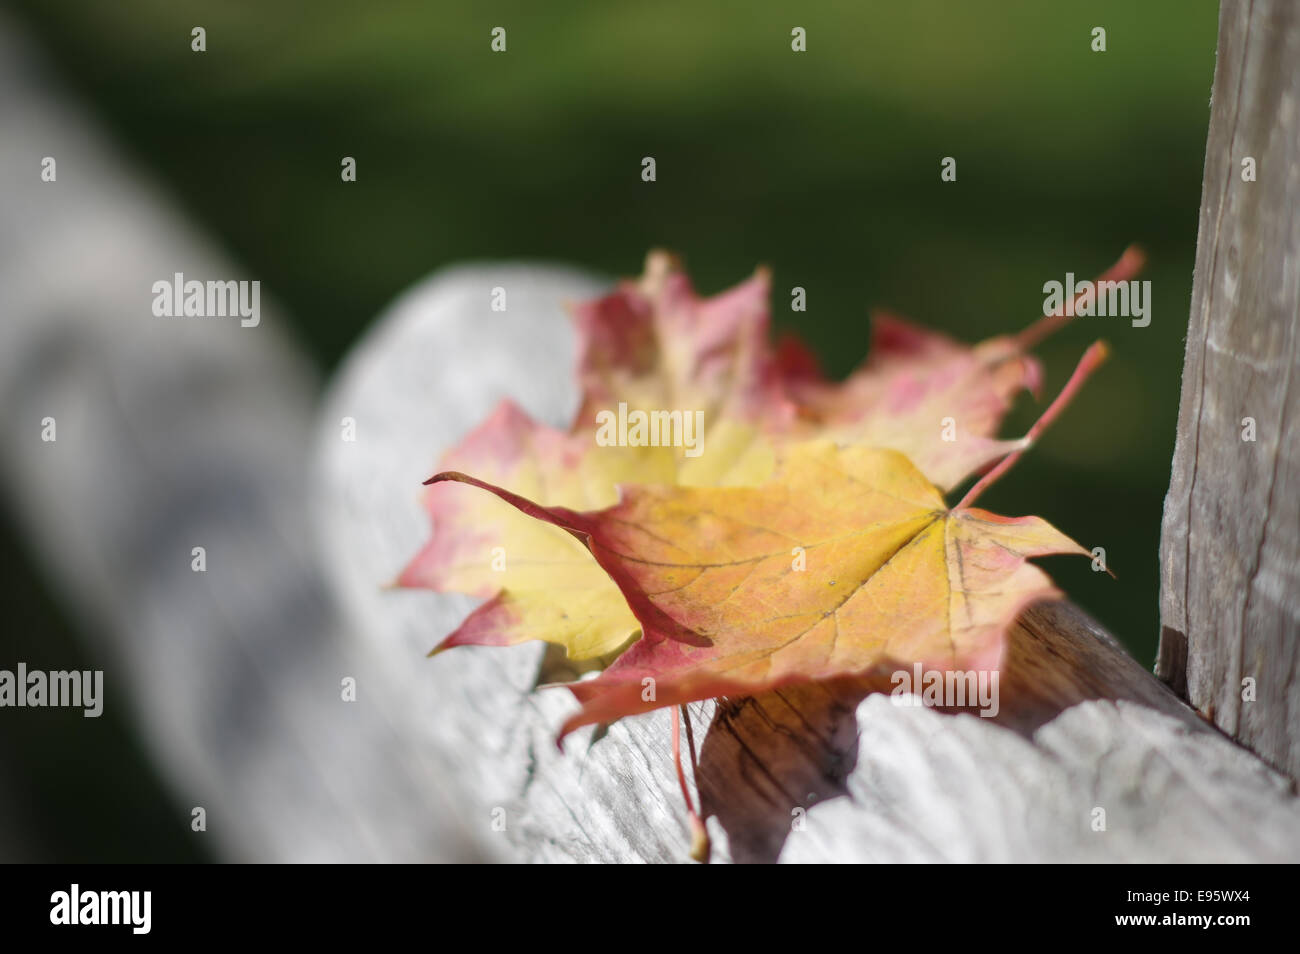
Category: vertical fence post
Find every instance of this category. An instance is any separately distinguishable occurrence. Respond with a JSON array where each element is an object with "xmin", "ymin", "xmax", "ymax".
[{"xmin": 1158, "ymin": 0, "xmax": 1300, "ymax": 779}]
